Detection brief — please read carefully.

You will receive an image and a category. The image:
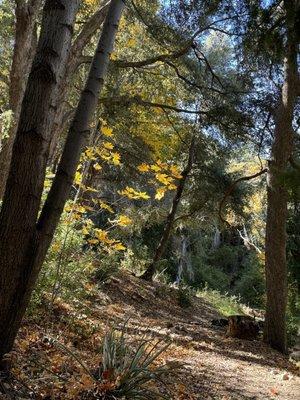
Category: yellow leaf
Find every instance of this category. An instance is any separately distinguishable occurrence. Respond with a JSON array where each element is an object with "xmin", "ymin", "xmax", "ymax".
[
  {"xmin": 170, "ymin": 165, "xmax": 183, "ymax": 179},
  {"xmin": 156, "ymin": 160, "xmax": 168, "ymax": 169},
  {"xmin": 93, "ymin": 163, "xmax": 102, "ymax": 171},
  {"xmin": 150, "ymin": 164, "xmax": 161, "ymax": 172},
  {"xmin": 118, "ymin": 186, "xmax": 150, "ymax": 200},
  {"xmin": 137, "ymin": 163, "xmax": 150, "ymax": 172},
  {"xmin": 104, "ymin": 142, "xmax": 114, "ymax": 150},
  {"xmin": 111, "ymin": 152, "xmax": 121, "ymax": 165},
  {"xmin": 114, "ymin": 242, "xmax": 126, "ymax": 251},
  {"xmin": 101, "ymin": 126, "xmax": 113, "ymax": 137},
  {"xmin": 99, "ymin": 201, "xmax": 114, "ymax": 214},
  {"xmin": 155, "ymin": 187, "xmax": 166, "ymax": 200},
  {"xmin": 88, "ymin": 239, "xmax": 99, "ymax": 245},
  {"xmin": 74, "ymin": 171, "xmax": 82, "ymax": 185},
  {"xmin": 155, "ymin": 173, "xmax": 174, "ymax": 186},
  {"xmin": 168, "ymin": 183, "xmax": 177, "ymax": 190},
  {"xmin": 85, "ymin": 147, "xmax": 95, "ymax": 159},
  {"xmin": 115, "ymin": 215, "xmax": 132, "ymax": 227},
  {"xmin": 82, "ymin": 226, "xmax": 90, "ymax": 235},
  {"xmin": 94, "ymin": 229, "xmax": 108, "ymax": 242}
]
